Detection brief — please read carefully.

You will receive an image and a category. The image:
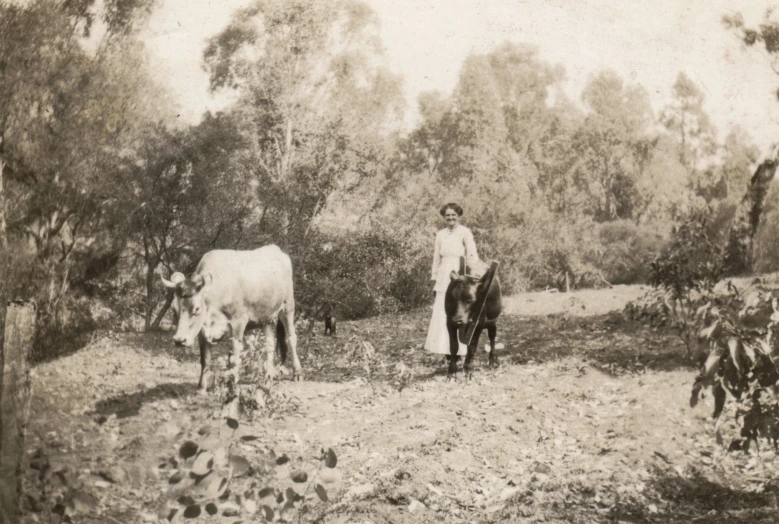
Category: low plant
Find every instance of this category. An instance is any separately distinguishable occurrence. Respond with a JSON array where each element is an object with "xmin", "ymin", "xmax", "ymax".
[{"xmin": 690, "ymin": 283, "xmax": 779, "ymax": 453}]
